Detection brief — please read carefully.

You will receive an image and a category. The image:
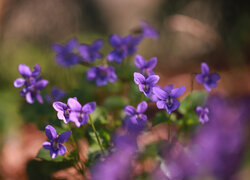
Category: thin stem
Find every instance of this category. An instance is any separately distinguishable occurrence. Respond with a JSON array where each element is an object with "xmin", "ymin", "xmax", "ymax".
[
  {"xmin": 67, "ymin": 125, "xmax": 85, "ymax": 176},
  {"xmin": 89, "ymin": 115, "xmax": 105, "ymax": 155},
  {"xmin": 168, "ymin": 114, "xmax": 172, "ymax": 142}
]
